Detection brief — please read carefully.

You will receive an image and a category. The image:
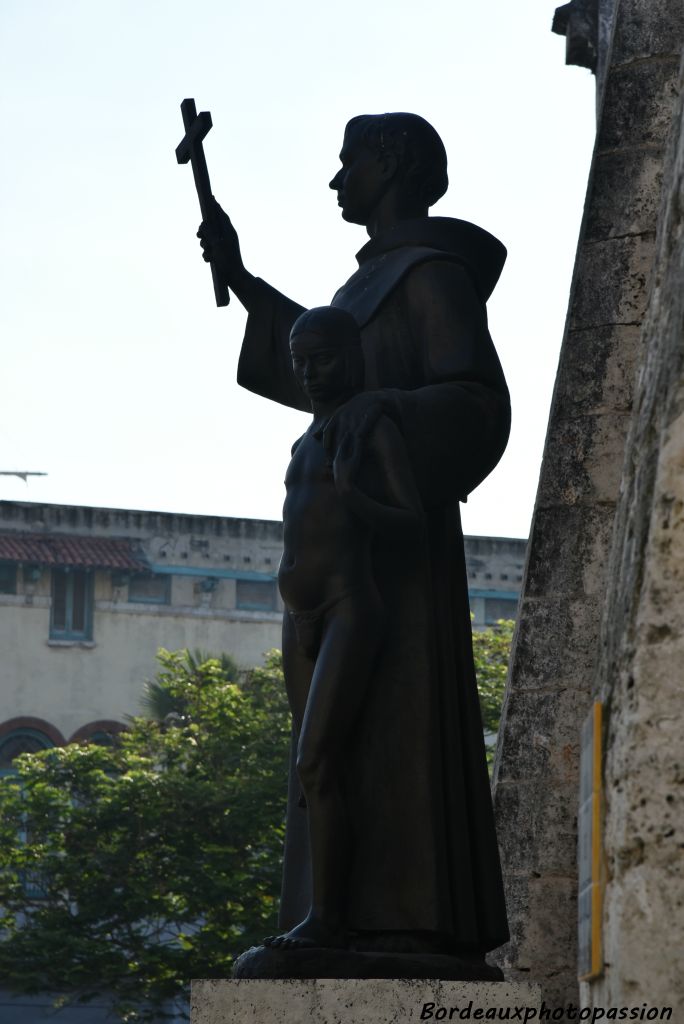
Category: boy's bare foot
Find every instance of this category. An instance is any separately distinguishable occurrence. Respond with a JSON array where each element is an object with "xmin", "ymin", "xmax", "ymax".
[{"xmin": 263, "ymin": 915, "xmax": 346, "ymax": 950}]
